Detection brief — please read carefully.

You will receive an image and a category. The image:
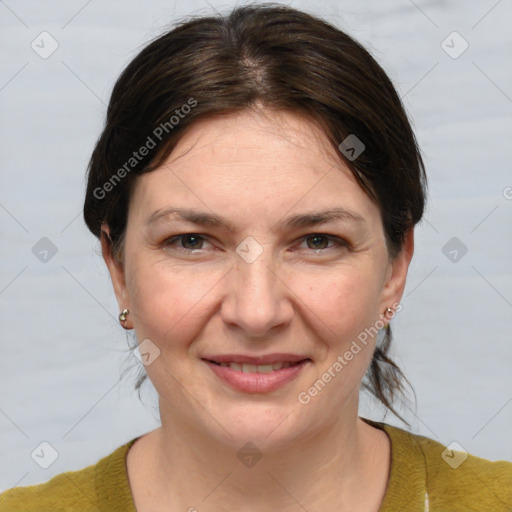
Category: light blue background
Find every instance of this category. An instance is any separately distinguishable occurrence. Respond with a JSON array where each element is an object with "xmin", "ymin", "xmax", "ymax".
[{"xmin": 1, "ymin": 0, "xmax": 511, "ymax": 490}]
